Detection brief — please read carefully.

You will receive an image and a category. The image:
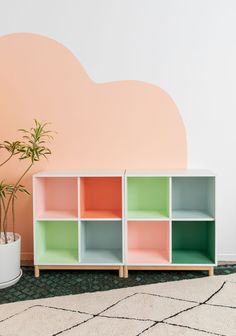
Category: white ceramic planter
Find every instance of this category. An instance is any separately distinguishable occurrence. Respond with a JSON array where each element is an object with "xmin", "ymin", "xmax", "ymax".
[{"xmin": 0, "ymin": 233, "xmax": 22, "ymax": 289}]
